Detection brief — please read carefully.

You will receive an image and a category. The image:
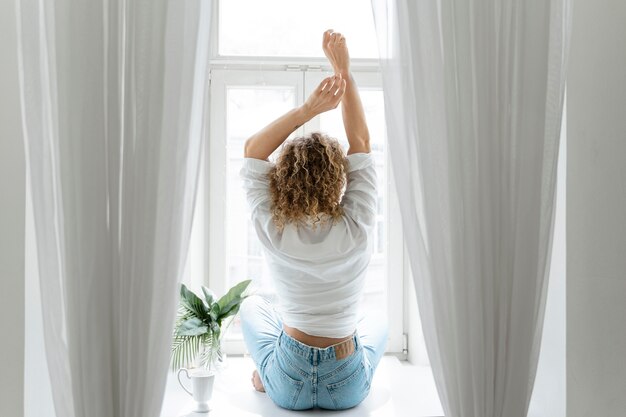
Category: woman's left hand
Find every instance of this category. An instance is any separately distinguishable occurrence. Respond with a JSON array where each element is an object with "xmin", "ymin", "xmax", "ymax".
[{"xmin": 301, "ymin": 74, "xmax": 347, "ymax": 117}]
